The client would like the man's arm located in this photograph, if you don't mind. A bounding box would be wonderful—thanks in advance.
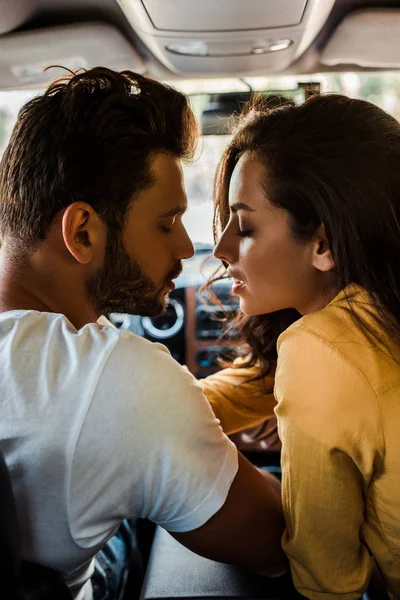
[171,452,287,577]
[74,334,286,577]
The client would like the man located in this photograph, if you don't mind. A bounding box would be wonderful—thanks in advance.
[0,67,285,599]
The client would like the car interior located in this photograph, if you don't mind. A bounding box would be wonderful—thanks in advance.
[0,1,397,598]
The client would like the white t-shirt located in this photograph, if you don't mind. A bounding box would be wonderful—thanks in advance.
[0,310,238,599]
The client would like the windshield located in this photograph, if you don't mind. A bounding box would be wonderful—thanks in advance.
[182,135,229,245]
[2,71,400,245]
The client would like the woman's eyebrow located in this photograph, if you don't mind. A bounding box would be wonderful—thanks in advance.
[230,202,256,213]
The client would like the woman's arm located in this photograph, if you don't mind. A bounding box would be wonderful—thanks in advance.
[200,359,277,434]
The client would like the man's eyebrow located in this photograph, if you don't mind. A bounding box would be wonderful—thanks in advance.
[159,205,187,218]
[230,202,256,213]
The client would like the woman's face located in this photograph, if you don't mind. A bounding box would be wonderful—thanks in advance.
[214,152,335,316]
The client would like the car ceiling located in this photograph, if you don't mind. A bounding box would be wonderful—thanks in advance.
[0,0,399,90]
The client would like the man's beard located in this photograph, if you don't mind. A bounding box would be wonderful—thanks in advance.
[86,232,182,317]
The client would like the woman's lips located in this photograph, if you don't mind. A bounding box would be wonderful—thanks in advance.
[227,269,247,294]
[232,279,246,294]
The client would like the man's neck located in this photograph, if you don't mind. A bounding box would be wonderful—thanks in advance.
[0,244,98,329]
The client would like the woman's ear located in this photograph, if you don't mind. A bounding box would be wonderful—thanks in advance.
[311,224,335,272]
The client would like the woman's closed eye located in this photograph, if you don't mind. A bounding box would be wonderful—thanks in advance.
[236,228,254,238]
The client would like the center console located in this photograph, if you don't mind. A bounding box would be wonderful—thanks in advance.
[108,251,239,377]
[139,527,303,600]
[133,280,238,377]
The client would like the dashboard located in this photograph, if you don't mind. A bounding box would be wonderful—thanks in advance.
[109,247,239,377]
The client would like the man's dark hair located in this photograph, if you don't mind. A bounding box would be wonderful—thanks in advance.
[0,67,198,249]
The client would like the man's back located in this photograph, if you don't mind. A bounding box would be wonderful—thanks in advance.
[0,310,239,598]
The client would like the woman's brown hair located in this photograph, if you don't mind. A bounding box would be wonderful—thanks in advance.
[211,93,400,376]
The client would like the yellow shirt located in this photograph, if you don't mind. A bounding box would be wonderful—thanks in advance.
[275,285,400,599]
[199,359,276,434]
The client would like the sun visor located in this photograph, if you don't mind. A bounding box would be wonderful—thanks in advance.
[0,21,145,90]
[0,0,36,35]
[321,9,400,68]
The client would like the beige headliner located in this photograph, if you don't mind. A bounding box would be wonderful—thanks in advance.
[322,8,400,69]
[0,21,145,90]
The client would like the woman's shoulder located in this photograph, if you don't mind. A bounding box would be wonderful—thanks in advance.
[283,285,364,342]
[278,285,400,395]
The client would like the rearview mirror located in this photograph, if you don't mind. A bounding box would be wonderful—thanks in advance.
[200,82,320,135]
[201,92,252,135]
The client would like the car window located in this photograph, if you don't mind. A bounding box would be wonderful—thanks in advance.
[0,90,40,157]
[182,135,230,245]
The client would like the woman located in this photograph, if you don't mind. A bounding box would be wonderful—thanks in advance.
[199,94,299,445]
[211,93,400,599]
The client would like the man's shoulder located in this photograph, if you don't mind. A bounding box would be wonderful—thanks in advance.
[0,308,175,385]
[66,317,178,390]
[101,327,197,398]
[0,308,165,353]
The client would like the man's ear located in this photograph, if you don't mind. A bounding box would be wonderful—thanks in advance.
[61,203,106,265]
[311,224,335,272]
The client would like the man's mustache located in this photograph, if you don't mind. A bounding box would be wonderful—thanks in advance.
[167,262,183,281]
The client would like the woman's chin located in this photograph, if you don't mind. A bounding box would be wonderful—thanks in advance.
[239,297,280,317]
[239,298,260,317]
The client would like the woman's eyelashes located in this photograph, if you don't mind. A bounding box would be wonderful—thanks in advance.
[236,225,254,238]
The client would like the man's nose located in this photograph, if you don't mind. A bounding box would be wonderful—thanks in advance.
[177,226,195,260]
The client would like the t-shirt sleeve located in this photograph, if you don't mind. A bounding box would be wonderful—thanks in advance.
[275,324,383,599]
[69,332,238,544]
[200,360,276,434]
